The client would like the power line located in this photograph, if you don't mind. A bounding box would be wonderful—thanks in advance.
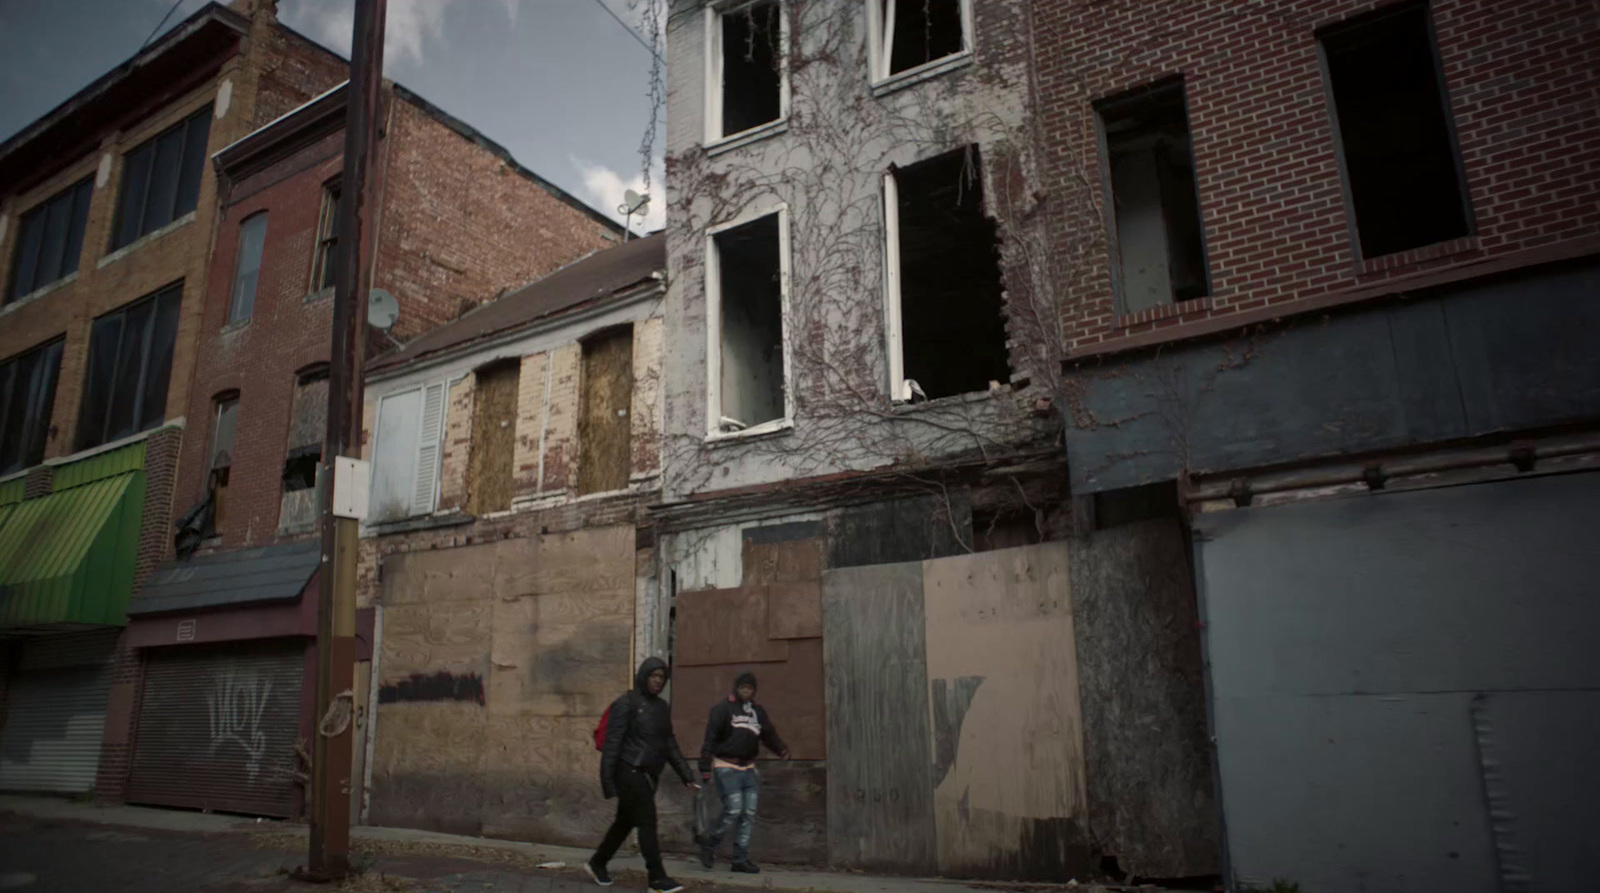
[591,0,665,65]
[141,0,189,52]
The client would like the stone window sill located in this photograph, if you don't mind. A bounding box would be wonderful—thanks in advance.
[98,212,197,269]
[1116,296,1213,330]
[871,52,975,99]
[0,272,79,316]
[1357,235,1481,277]
[707,119,789,157]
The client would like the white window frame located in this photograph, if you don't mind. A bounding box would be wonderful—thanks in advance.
[704,203,793,441]
[368,379,447,522]
[704,0,791,147]
[881,170,910,402]
[866,0,975,87]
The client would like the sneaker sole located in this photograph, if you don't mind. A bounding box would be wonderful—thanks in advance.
[584,864,613,887]
[651,885,685,893]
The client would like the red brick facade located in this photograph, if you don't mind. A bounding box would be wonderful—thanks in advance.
[1030,0,1600,355]
[172,89,618,550]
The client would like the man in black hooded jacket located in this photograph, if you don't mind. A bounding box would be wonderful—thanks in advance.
[696,671,789,873]
[587,657,697,893]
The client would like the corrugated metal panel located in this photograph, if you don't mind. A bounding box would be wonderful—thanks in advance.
[49,440,147,490]
[128,640,305,817]
[0,472,143,628]
[0,477,23,507]
[0,633,117,793]
[128,540,320,615]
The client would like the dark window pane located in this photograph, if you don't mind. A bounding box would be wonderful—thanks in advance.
[13,341,63,471]
[106,298,155,442]
[35,190,73,286]
[141,127,185,235]
[721,2,782,136]
[230,213,267,323]
[211,398,237,470]
[174,110,212,219]
[138,286,182,431]
[888,0,964,75]
[77,314,124,449]
[62,180,93,278]
[115,144,154,249]
[8,208,45,300]
[0,360,17,471]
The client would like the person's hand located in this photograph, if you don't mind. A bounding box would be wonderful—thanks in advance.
[686,781,701,790]
[701,772,712,784]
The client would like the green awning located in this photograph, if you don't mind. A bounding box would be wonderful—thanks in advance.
[0,471,145,628]
[0,476,23,507]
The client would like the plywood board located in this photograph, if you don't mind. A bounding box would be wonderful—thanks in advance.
[922,543,1091,879]
[383,544,499,605]
[488,589,633,717]
[766,582,823,640]
[379,600,492,682]
[742,534,823,586]
[670,638,826,761]
[822,562,936,873]
[577,325,634,495]
[675,587,789,666]
[368,701,488,836]
[481,714,611,846]
[494,526,635,597]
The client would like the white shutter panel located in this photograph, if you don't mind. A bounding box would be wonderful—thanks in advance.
[411,381,446,515]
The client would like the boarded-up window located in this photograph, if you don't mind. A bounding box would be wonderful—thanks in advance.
[577,326,634,495]
[279,367,327,532]
[467,359,520,514]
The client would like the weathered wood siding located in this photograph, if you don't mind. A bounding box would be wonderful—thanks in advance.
[822,561,937,873]
[370,526,634,845]
[922,544,1092,879]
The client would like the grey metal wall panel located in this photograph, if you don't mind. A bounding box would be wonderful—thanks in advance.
[1195,472,1600,893]
[0,663,112,793]
[821,561,936,873]
[1065,261,1600,493]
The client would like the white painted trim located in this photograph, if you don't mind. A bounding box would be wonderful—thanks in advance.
[704,0,790,146]
[866,0,974,87]
[704,203,794,439]
[881,170,907,401]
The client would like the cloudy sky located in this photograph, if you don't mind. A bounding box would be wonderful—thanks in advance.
[0,0,666,231]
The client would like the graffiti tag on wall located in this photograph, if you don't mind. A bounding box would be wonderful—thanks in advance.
[208,668,273,781]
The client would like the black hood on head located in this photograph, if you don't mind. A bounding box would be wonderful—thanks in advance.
[733,672,757,695]
[635,657,670,695]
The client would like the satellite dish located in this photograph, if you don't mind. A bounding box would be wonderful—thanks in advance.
[368,289,400,331]
[621,189,650,215]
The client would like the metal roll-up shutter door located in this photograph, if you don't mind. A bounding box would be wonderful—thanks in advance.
[0,630,119,793]
[127,640,305,817]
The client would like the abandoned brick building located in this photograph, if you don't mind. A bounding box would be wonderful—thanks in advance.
[356,233,665,841]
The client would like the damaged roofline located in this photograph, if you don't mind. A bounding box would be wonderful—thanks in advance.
[0,2,248,169]
[365,276,664,383]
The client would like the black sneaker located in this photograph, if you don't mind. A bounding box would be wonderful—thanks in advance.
[698,844,714,869]
[584,860,613,887]
[649,877,685,893]
[731,861,760,874]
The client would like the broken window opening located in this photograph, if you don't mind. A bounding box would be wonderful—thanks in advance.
[873,0,967,81]
[1321,2,1471,258]
[0,338,64,475]
[712,1,784,140]
[1099,80,1209,314]
[7,177,92,303]
[467,359,520,514]
[208,394,238,533]
[369,381,446,524]
[112,105,211,250]
[578,325,635,496]
[279,366,327,531]
[884,145,1009,402]
[312,183,341,292]
[710,212,788,434]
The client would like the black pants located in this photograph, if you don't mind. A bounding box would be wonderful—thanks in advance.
[594,766,665,879]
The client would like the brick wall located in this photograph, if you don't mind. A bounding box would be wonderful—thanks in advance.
[135,426,185,589]
[372,98,619,342]
[1031,0,1600,354]
[93,631,144,803]
[439,373,476,510]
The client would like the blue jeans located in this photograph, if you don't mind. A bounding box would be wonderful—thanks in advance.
[707,767,759,862]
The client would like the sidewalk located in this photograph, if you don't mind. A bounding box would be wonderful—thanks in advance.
[0,796,1129,893]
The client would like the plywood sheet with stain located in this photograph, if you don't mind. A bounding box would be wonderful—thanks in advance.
[494,526,635,597]
[383,544,499,605]
[822,561,936,873]
[742,532,823,586]
[675,587,790,666]
[766,582,823,640]
[670,638,826,761]
[658,761,828,866]
[488,588,634,717]
[467,360,520,515]
[379,600,492,682]
[480,714,610,846]
[368,701,488,836]
[923,543,1092,879]
[1069,520,1218,878]
[577,325,633,495]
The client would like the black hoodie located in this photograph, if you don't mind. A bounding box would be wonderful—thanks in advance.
[698,672,789,773]
[599,657,694,799]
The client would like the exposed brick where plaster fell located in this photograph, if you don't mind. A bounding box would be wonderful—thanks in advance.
[1031,0,1600,353]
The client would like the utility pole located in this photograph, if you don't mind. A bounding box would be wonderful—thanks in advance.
[310,0,385,878]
